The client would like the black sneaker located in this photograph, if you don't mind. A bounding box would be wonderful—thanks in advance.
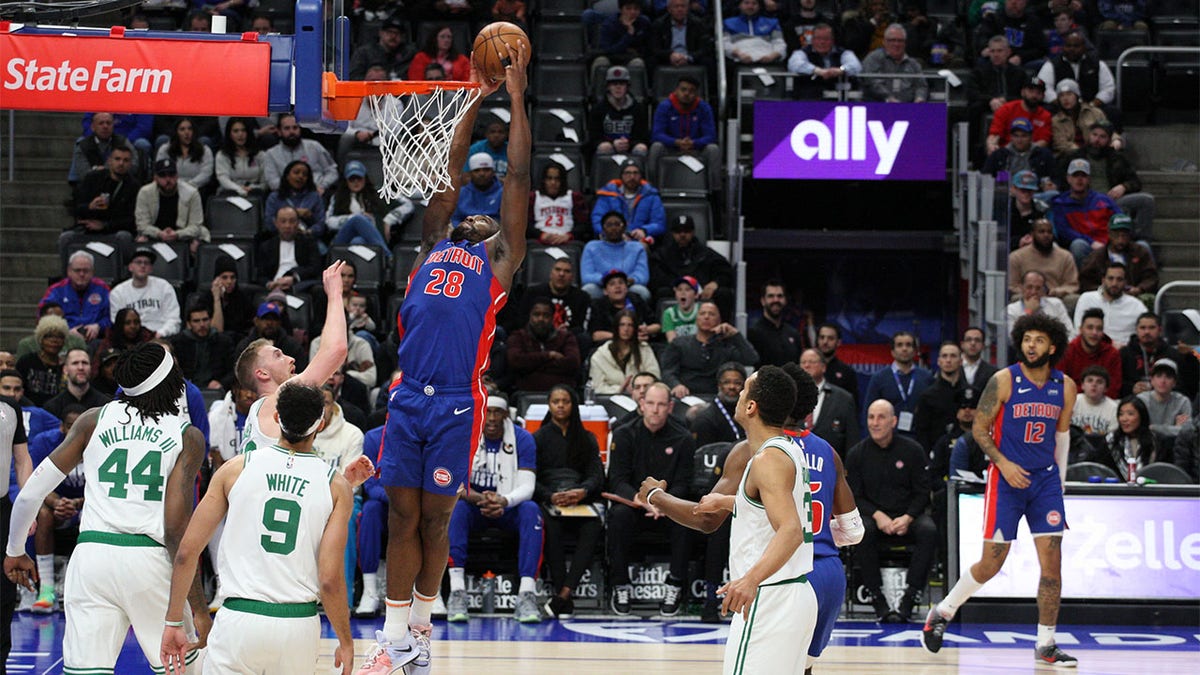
[611,584,632,616]
[1034,644,1078,667]
[922,608,949,653]
[700,597,721,623]
[660,584,683,617]
[870,591,892,622]
[897,588,923,622]
[543,595,574,620]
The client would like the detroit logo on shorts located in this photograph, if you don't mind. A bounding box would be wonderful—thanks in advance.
[432,467,453,487]
[1046,510,1062,527]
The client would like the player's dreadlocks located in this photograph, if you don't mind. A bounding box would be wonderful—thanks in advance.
[115,342,184,422]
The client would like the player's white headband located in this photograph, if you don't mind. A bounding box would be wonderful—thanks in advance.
[122,345,174,396]
[281,415,323,438]
[487,396,508,411]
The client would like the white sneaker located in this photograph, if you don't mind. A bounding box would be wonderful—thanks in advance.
[355,629,419,675]
[356,588,380,617]
[431,591,447,619]
[403,625,432,675]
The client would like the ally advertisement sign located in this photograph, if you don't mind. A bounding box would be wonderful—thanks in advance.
[753,101,946,181]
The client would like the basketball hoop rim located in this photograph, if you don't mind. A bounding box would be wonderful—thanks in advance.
[322,72,481,120]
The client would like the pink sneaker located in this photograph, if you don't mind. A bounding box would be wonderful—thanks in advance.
[356,630,419,674]
[403,625,432,675]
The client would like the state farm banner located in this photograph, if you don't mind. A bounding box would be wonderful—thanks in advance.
[2,32,270,116]
[753,101,946,181]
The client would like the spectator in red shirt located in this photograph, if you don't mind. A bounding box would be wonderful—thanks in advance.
[1059,307,1122,399]
[986,76,1051,155]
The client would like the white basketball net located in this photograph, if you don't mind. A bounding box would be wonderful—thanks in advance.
[368,85,482,201]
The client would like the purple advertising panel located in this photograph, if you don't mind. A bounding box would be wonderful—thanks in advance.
[753,101,946,181]
[958,493,1200,600]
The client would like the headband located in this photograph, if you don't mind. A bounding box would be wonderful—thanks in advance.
[122,346,173,396]
[280,415,323,439]
[487,396,508,411]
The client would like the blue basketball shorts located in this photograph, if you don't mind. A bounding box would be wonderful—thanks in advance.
[378,373,485,495]
[808,554,846,659]
[983,463,1066,542]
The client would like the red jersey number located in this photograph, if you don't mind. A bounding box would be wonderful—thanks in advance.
[809,481,824,534]
[423,269,465,298]
[1023,421,1047,444]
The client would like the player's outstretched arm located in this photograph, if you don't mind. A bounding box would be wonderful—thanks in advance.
[418,62,501,258]
[719,448,804,620]
[490,39,532,289]
[161,455,242,673]
[320,474,356,675]
[638,440,750,533]
[162,425,212,649]
[294,261,348,387]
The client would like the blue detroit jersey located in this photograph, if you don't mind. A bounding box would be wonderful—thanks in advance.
[396,239,507,386]
[786,429,838,559]
[995,364,1065,471]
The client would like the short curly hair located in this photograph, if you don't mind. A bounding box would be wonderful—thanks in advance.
[35,315,69,344]
[1010,313,1069,366]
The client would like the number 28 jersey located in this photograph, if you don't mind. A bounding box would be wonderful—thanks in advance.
[80,401,190,544]
[396,238,507,387]
[995,364,1065,471]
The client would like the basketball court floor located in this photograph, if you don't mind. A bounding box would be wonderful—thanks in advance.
[8,611,1197,673]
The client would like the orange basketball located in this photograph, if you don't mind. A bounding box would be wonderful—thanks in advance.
[472,22,530,82]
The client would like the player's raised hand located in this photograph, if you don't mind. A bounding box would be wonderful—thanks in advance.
[503,40,529,96]
[998,458,1031,489]
[468,56,502,98]
[343,455,375,488]
[322,260,346,298]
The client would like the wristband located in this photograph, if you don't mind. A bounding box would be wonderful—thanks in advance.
[164,619,185,627]
[646,487,664,506]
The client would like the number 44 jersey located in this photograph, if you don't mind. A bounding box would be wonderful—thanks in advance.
[81,401,192,544]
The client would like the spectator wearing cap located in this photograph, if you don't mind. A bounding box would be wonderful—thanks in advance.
[1078,214,1157,304]
[1050,158,1122,265]
[594,0,653,74]
[348,14,416,80]
[913,341,967,453]
[234,301,308,369]
[586,269,659,345]
[1008,218,1080,303]
[966,36,1025,128]
[1037,31,1115,112]
[255,205,323,291]
[1138,359,1192,439]
[651,0,716,71]
[722,0,787,64]
[202,253,255,340]
[506,298,583,393]
[1062,121,1153,240]
[973,0,1047,68]
[987,76,1051,154]
[647,75,721,191]
[324,161,393,253]
[1073,262,1146,348]
[453,153,503,225]
[464,120,509,180]
[581,212,652,301]
[107,246,181,338]
[134,157,209,252]
[587,66,650,158]
[861,25,928,103]
[39,251,112,343]
[661,275,700,342]
[982,119,1056,187]
[788,22,862,101]
[1007,270,1076,343]
[1050,79,1114,158]
[747,279,805,368]
[1000,171,1052,249]
[591,161,667,243]
[649,214,734,316]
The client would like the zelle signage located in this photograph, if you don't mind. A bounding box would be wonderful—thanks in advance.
[753,101,947,181]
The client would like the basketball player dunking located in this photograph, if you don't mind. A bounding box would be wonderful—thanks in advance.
[923,314,1078,667]
[5,343,210,674]
[358,42,531,675]
[641,363,862,675]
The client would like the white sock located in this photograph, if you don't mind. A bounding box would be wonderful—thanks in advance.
[362,573,378,597]
[410,589,435,627]
[36,555,54,591]
[518,577,536,595]
[383,598,411,643]
[937,568,984,619]
[448,567,466,592]
[1037,624,1056,648]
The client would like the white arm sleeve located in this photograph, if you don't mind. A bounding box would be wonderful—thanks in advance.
[830,508,864,547]
[1055,431,1070,487]
[5,459,67,557]
[502,469,536,508]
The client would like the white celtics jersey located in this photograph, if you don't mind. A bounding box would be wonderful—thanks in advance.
[218,445,335,604]
[729,435,814,585]
[238,397,277,455]
[79,401,191,545]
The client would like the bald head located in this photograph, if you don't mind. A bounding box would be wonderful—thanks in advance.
[866,399,897,445]
[799,348,825,383]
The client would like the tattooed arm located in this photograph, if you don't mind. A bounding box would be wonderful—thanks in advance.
[972,369,1031,489]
